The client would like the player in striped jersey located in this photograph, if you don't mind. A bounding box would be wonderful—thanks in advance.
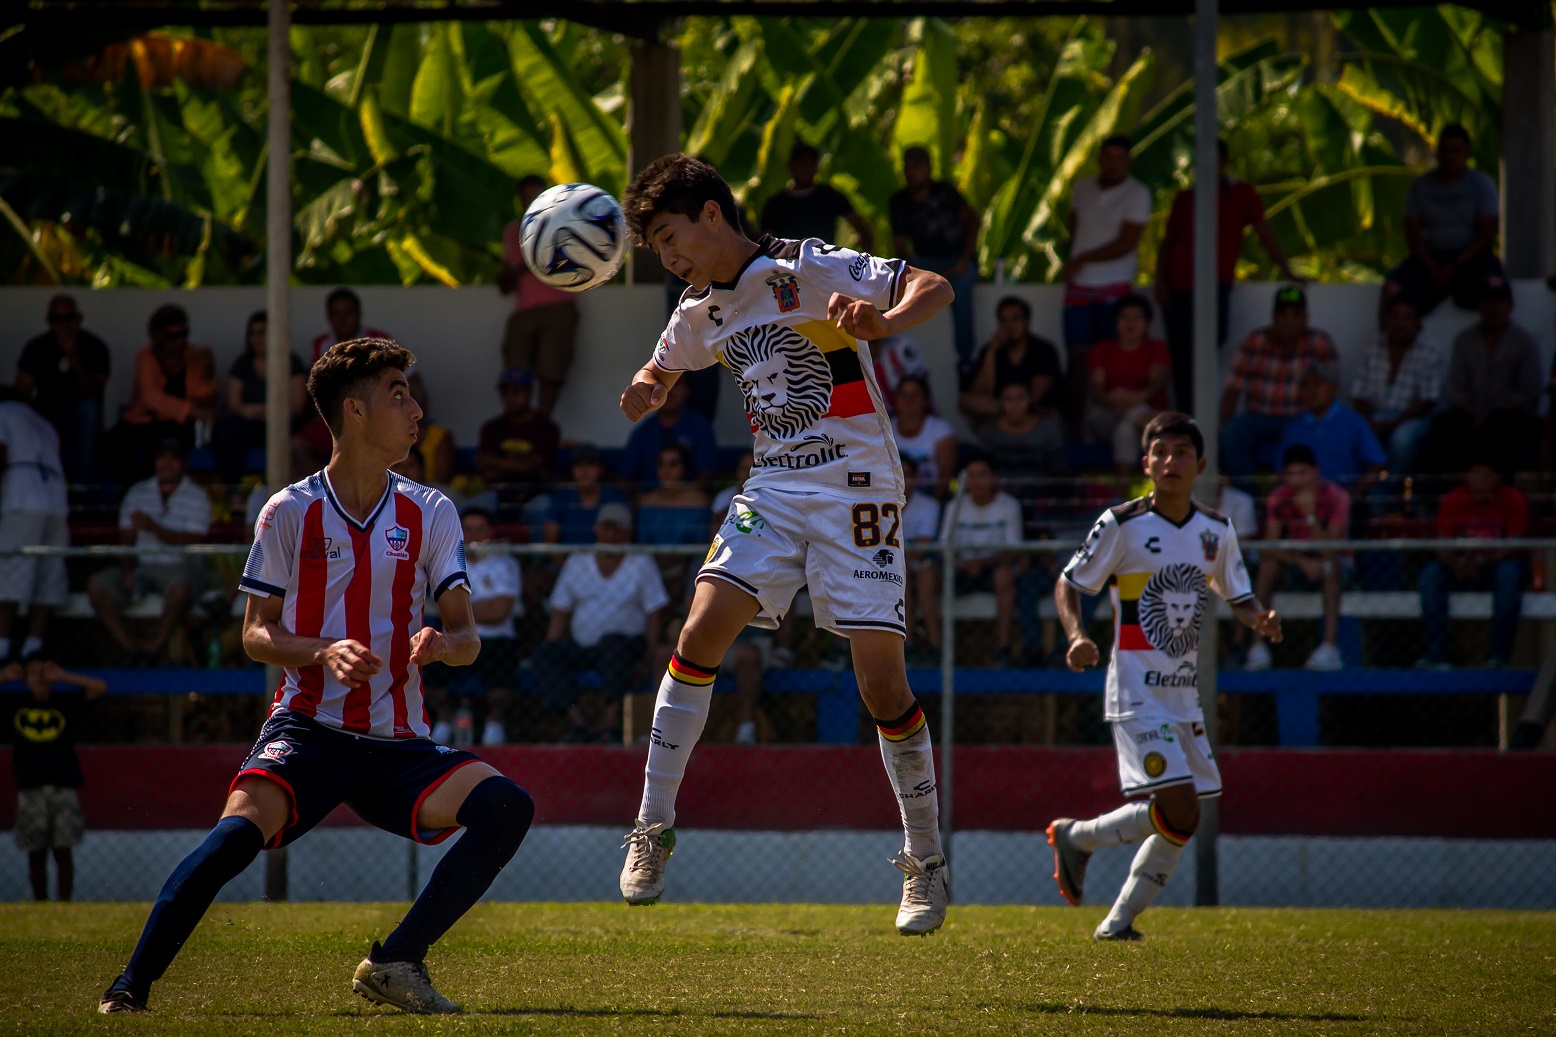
[1046,413,1281,940]
[616,155,956,935]
[101,339,534,1015]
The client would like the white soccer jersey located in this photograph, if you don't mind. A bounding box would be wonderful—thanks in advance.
[652,235,908,499]
[1061,496,1253,723]
[239,471,469,739]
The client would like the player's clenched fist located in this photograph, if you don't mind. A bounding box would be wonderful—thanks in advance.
[409,627,446,666]
[828,292,889,340]
[620,379,668,421]
[1066,636,1101,672]
[322,639,382,685]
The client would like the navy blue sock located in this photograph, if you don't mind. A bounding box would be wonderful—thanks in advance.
[118,816,264,1000]
[376,776,533,963]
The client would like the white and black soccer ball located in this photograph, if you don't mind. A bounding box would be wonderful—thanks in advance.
[519,183,627,292]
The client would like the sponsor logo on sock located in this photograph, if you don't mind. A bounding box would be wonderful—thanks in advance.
[649,726,680,750]
[898,778,938,801]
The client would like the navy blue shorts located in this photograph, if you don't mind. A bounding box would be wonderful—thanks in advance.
[232,710,483,849]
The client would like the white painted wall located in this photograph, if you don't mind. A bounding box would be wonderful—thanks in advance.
[1,281,1550,450]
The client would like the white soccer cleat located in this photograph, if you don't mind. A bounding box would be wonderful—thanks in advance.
[1244,642,1272,671]
[352,945,461,1014]
[620,820,676,905]
[1305,642,1343,671]
[892,850,949,936]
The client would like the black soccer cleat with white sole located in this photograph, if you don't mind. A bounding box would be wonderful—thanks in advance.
[1046,818,1091,906]
[1094,924,1144,942]
[98,979,149,1014]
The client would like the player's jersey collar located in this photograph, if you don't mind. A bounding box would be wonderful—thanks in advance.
[709,234,782,292]
[1148,496,1199,529]
[321,469,393,532]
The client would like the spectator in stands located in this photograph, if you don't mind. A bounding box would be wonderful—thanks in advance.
[1219,286,1338,481]
[537,503,669,743]
[1274,362,1386,496]
[475,367,560,520]
[977,381,1064,480]
[892,375,957,500]
[870,332,929,415]
[114,304,217,482]
[899,454,943,664]
[310,287,391,364]
[87,439,212,665]
[1383,125,1503,321]
[0,388,69,662]
[1417,457,1529,669]
[500,174,580,416]
[1247,445,1348,672]
[1061,135,1151,434]
[960,296,1063,433]
[914,455,1023,666]
[407,376,457,486]
[428,508,518,747]
[1426,274,1543,475]
[1156,139,1302,412]
[3,657,106,901]
[1085,293,1172,478]
[620,377,718,491]
[17,294,110,482]
[1350,297,1443,477]
[212,310,308,492]
[707,451,771,744]
[710,450,754,527]
[760,142,874,251]
[545,444,628,545]
[890,145,980,381]
[638,443,712,612]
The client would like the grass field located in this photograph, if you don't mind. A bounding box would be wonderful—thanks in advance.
[1,902,1551,1035]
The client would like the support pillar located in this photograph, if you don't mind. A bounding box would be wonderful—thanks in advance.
[1501,27,1555,279]
[627,39,681,285]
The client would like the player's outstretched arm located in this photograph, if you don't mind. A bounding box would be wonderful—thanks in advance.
[411,585,481,668]
[1232,598,1282,643]
[1055,578,1100,671]
[242,593,383,684]
[620,362,681,422]
[828,265,952,341]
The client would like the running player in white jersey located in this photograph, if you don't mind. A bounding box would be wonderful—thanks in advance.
[1047,412,1281,940]
[101,340,534,1015]
[616,154,955,935]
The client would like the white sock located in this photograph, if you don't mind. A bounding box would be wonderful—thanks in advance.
[1100,835,1185,933]
[21,636,42,658]
[636,654,715,829]
[876,702,942,859]
[1069,801,1154,853]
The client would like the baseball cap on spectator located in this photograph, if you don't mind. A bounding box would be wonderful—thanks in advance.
[498,367,533,388]
[1273,285,1306,312]
[596,502,633,532]
[1481,274,1513,302]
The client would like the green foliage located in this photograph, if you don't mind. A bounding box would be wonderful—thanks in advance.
[0,10,1516,286]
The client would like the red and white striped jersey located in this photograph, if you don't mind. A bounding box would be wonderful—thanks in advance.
[239,471,469,739]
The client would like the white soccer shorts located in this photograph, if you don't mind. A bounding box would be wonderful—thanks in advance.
[1112,712,1222,798]
[700,487,907,639]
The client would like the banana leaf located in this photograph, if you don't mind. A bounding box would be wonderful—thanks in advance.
[891,18,959,177]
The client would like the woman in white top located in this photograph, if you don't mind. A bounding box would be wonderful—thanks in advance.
[891,375,957,499]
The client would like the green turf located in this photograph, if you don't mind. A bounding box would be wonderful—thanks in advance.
[1,902,1551,1035]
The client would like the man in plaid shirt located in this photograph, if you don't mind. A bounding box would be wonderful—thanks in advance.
[1218,286,1338,481]
[1350,296,1443,476]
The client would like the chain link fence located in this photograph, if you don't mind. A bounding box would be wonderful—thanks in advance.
[2,475,1553,909]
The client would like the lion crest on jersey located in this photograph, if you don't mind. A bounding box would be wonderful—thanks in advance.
[1138,563,1207,658]
[724,324,832,440]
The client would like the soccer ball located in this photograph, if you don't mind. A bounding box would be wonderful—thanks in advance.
[519,183,627,292]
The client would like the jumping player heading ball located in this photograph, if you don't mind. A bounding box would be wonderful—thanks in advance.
[1048,412,1281,940]
[616,154,956,935]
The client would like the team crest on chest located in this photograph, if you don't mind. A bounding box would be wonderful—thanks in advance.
[1199,530,1220,562]
[384,523,411,559]
[766,271,801,313]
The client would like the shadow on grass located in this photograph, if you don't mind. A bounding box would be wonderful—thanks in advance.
[1016,1003,1369,1023]
[329,1006,821,1021]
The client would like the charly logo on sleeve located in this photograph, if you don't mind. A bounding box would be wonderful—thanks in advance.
[723,324,833,440]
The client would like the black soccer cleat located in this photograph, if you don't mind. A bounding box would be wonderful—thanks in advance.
[1046,819,1091,907]
[1094,924,1144,942]
[99,979,149,1014]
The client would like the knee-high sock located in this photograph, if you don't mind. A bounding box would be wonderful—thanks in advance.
[119,816,264,999]
[637,653,715,828]
[1068,801,1154,853]
[1100,834,1186,933]
[377,776,534,964]
[875,701,942,859]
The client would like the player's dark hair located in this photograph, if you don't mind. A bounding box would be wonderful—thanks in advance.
[1101,133,1132,153]
[1439,123,1471,147]
[325,287,360,313]
[657,441,694,474]
[307,337,416,438]
[621,154,740,245]
[1115,292,1154,324]
[1282,443,1319,469]
[996,295,1031,321]
[789,141,820,163]
[1141,411,1204,458]
[148,303,188,335]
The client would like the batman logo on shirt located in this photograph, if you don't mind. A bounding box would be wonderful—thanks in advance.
[15,708,65,743]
